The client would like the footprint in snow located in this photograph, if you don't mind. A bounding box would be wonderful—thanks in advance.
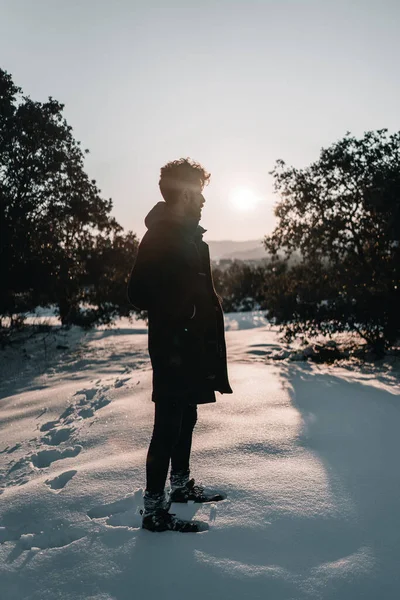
[40,385,112,430]
[40,420,59,432]
[87,489,144,528]
[77,406,95,419]
[93,395,111,410]
[40,386,111,426]
[42,426,74,446]
[45,469,77,491]
[74,387,97,402]
[77,394,111,419]
[31,445,82,469]
[8,456,29,474]
[59,404,76,422]
[114,377,131,388]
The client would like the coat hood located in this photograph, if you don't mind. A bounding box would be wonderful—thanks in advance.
[144,201,206,238]
[144,201,169,230]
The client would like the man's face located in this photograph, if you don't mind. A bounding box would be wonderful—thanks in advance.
[183,183,205,222]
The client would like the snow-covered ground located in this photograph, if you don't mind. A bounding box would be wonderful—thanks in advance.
[1,313,399,600]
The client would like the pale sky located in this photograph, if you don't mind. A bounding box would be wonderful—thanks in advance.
[1,0,399,240]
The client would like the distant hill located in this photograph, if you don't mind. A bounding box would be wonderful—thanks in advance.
[206,239,267,261]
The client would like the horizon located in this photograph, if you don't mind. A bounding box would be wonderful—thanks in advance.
[1,0,399,241]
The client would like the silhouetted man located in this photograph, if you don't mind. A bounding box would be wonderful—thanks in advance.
[128,158,232,532]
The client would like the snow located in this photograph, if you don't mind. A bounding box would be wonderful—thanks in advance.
[1,313,399,599]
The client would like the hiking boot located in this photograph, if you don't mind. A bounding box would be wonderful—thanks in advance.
[169,478,226,503]
[143,490,171,514]
[142,508,208,533]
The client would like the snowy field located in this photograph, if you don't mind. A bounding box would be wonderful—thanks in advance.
[1,312,399,600]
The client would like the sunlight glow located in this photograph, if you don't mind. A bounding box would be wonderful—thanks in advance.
[230,188,261,212]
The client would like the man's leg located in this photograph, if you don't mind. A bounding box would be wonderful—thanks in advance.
[145,401,183,504]
[170,403,197,490]
[169,402,226,504]
[143,400,209,532]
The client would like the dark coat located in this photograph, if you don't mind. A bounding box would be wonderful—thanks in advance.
[127,202,233,404]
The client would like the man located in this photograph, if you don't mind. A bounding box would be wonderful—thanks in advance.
[127,158,233,533]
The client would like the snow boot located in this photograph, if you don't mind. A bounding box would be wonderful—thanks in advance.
[169,478,226,504]
[141,490,208,533]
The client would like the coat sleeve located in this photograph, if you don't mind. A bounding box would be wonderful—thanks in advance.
[127,238,195,320]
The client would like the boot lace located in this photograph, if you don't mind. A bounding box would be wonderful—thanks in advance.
[187,478,204,495]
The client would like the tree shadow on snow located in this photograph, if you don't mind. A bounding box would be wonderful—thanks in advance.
[0,322,149,400]
[276,363,400,598]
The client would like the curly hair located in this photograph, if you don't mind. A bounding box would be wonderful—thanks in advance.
[159,158,211,204]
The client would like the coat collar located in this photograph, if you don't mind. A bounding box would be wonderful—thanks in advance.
[145,201,207,241]
[195,225,207,239]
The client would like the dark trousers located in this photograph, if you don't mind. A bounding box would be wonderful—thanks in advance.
[146,400,198,494]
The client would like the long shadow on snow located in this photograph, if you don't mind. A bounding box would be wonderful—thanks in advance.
[279,362,400,599]
[97,363,400,600]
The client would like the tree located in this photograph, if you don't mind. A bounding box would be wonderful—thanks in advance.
[0,68,138,325]
[264,130,400,352]
[79,230,139,327]
[212,260,268,312]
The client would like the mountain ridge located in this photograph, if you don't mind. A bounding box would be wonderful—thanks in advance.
[205,239,267,261]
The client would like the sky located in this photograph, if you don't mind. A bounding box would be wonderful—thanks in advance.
[1,0,399,241]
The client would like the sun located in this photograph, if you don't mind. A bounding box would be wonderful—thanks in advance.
[230,187,260,212]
